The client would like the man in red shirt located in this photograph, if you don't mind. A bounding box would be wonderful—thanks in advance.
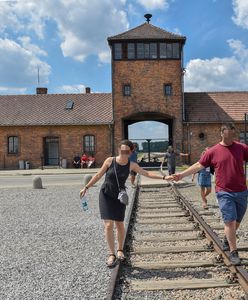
[171,123,248,265]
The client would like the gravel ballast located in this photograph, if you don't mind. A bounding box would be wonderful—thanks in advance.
[0,179,135,300]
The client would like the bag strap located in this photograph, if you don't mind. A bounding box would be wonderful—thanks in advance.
[113,157,121,192]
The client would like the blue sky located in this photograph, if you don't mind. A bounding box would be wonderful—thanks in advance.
[0,0,248,139]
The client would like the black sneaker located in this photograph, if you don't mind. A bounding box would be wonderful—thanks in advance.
[222,236,230,251]
[229,250,241,266]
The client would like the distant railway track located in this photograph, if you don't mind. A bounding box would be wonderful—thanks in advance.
[107,182,248,300]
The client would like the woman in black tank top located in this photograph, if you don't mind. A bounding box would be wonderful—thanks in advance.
[80,140,169,267]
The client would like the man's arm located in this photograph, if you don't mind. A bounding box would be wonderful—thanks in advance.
[172,162,204,181]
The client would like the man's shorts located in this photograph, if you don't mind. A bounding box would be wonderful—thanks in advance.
[216,190,248,223]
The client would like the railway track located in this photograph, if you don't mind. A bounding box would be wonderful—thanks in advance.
[107,181,248,300]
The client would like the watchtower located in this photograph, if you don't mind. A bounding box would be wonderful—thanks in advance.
[108,15,186,153]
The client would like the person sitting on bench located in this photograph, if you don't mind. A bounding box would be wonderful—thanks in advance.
[72,155,81,168]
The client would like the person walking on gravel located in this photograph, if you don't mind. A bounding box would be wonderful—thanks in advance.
[162,146,188,175]
[80,140,169,268]
[170,123,248,265]
[192,148,212,209]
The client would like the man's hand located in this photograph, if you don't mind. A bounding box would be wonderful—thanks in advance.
[172,173,183,181]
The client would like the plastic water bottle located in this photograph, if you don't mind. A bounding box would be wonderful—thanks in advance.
[81,196,89,211]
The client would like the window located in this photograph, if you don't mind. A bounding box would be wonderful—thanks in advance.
[114,43,122,59]
[127,43,135,59]
[159,42,180,59]
[159,43,167,58]
[150,43,157,59]
[83,135,95,153]
[137,43,144,59]
[164,84,172,96]
[8,136,19,154]
[65,100,74,109]
[123,84,131,96]
[137,43,157,59]
[172,43,180,58]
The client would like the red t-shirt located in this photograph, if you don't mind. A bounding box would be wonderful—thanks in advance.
[199,141,248,192]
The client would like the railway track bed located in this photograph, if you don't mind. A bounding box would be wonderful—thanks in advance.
[111,184,248,300]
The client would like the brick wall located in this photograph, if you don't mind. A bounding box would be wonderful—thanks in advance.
[112,59,184,152]
[0,125,112,169]
[183,122,245,163]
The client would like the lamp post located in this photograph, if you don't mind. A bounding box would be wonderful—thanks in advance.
[146,139,151,163]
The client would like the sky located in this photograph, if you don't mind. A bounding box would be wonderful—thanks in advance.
[0,0,248,140]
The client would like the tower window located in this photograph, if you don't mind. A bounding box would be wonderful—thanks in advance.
[123,84,131,96]
[137,43,144,59]
[8,136,19,154]
[114,43,122,59]
[164,84,172,96]
[137,43,157,59]
[160,43,180,59]
[127,43,135,59]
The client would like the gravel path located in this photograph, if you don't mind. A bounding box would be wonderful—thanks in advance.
[0,179,135,300]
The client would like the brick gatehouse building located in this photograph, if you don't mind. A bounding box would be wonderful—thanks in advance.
[0,19,248,169]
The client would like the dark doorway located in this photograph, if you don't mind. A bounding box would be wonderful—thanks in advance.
[44,137,59,165]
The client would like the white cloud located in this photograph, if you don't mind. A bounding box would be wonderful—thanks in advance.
[18,36,47,57]
[55,84,86,94]
[0,38,51,88]
[0,0,129,63]
[0,86,27,95]
[137,0,169,10]
[185,39,248,91]
[232,0,248,29]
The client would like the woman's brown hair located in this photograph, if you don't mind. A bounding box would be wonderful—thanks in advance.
[118,139,134,151]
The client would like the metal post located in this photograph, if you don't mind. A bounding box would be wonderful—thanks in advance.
[147,139,151,162]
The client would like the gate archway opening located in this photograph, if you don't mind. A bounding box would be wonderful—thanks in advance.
[123,112,173,167]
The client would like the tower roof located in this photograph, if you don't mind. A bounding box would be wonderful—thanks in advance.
[108,23,186,43]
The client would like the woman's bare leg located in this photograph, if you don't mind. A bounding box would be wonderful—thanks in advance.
[104,220,115,263]
[115,221,125,258]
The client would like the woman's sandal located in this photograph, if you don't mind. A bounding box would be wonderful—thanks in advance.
[106,254,117,268]
[117,249,126,262]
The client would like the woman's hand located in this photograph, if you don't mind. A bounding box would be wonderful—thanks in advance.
[79,187,87,198]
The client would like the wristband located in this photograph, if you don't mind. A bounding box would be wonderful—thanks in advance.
[162,176,165,180]
[85,186,89,190]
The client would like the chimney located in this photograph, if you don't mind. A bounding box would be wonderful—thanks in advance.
[85,87,91,94]
[36,87,48,94]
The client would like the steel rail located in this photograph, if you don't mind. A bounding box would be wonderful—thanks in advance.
[106,176,140,300]
[172,183,248,295]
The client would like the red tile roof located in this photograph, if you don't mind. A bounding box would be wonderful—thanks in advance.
[108,23,186,42]
[0,93,113,126]
[184,92,248,122]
